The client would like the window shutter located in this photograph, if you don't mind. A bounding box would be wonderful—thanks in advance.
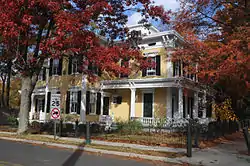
[77,91,81,114]
[97,68,102,77]
[42,98,45,112]
[35,98,38,112]
[65,91,70,114]
[178,61,181,77]
[120,59,128,78]
[142,57,147,77]
[173,62,176,77]
[46,92,51,113]
[58,58,63,75]
[49,59,53,76]
[68,57,72,75]
[96,92,101,115]
[77,56,83,73]
[86,91,90,115]
[156,55,161,76]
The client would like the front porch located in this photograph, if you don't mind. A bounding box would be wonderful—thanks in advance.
[101,77,212,125]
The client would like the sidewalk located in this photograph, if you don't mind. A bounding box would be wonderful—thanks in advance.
[178,136,250,166]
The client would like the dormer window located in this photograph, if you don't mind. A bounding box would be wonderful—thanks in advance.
[148,43,156,46]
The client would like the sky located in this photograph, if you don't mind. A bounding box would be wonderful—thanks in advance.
[127,0,180,25]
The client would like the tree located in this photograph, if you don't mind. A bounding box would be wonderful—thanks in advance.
[172,0,250,114]
[0,0,169,134]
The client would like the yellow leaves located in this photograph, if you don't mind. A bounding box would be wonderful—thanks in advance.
[212,98,238,121]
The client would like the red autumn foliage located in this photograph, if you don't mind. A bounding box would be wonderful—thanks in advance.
[0,0,170,78]
[172,0,250,100]
[0,0,170,133]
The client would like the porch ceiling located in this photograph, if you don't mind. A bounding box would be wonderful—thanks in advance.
[100,77,201,91]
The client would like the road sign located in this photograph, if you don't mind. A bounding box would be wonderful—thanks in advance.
[51,108,60,120]
[50,94,61,120]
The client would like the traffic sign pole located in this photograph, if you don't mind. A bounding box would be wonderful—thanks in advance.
[54,120,56,140]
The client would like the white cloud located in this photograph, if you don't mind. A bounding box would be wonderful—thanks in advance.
[127,12,142,25]
[127,0,179,25]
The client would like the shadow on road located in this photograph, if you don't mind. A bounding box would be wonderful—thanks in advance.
[62,142,85,166]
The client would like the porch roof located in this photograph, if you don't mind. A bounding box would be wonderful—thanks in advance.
[100,77,201,91]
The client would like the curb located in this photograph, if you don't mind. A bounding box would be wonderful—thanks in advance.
[0,136,182,164]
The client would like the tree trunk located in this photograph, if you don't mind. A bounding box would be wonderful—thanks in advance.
[6,60,12,108]
[17,76,34,134]
[1,77,6,108]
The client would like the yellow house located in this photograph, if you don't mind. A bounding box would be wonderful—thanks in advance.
[29,24,213,125]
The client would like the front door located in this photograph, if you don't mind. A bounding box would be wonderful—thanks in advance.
[143,93,153,117]
[103,97,110,115]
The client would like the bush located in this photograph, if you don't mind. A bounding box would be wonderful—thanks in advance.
[7,116,18,127]
[116,120,143,135]
[28,121,42,134]
[40,120,54,134]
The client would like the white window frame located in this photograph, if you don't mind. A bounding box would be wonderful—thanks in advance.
[89,92,97,115]
[38,69,44,81]
[71,57,79,74]
[36,97,45,112]
[52,59,59,75]
[146,56,156,76]
[70,91,78,114]
[173,61,180,77]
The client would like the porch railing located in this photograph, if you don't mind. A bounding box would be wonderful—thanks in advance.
[131,117,213,128]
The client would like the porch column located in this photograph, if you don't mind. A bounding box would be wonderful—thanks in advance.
[202,92,207,118]
[29,94,35,120]
[185,95,188,118]
[100,91,104,115]
[193,91,199,118]
[166,88,172,118]
[167,52,173,78]
[130,88,136,118]
[80,75,87,122]
[178,87,183,119]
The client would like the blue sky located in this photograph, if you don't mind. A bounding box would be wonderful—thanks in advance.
[127,0,179,25]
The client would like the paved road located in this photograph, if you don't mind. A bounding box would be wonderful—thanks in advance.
[0,139,161,166]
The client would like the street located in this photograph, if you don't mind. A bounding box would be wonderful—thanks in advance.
[0,139,159,166]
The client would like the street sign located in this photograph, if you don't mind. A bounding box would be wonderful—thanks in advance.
[50,94,61,120]
[51,108,60,120]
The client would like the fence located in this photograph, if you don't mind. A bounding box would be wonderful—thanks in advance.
[24,118,250,157]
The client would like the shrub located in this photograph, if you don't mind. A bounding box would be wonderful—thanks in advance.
[40,120,54,134]
[7,116,18,127]
[116,120,143,135]
[28,121,42,134]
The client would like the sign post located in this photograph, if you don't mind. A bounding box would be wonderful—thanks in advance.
[50,94,61,140]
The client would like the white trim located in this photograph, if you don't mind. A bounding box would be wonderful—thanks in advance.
[141,90,154,118]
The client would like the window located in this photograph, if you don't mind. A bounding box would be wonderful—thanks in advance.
[38,68,45,81]
[146,56,156,76]
[70,92,78,113]
[120,58,130,78]
[36,98,45,112]
[72,57,79,74]
[148,42,156,46]
[142,55,160,77]
[52,59,60,75]
[173,61,181,77]
[89,92,96,114]
[88,62,99,75]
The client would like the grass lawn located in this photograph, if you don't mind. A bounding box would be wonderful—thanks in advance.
[0,133,186,158]
[91,133,187,148]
